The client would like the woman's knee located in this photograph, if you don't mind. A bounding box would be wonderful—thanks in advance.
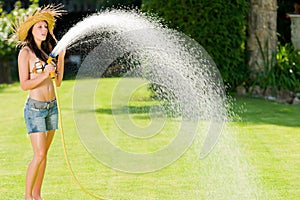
[34,150,47,163]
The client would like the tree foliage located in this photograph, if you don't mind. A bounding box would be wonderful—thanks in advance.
[0,0,39,83]
[142,0,249,89]
[0,0,39,58]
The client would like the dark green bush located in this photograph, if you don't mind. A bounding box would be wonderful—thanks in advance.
[142,0,249,89]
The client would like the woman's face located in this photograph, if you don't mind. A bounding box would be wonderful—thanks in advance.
[32,21,48,42]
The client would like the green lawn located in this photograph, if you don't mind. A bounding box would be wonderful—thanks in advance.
[0,79,299,199]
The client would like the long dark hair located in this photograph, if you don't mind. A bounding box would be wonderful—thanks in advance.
[26,21,57,62]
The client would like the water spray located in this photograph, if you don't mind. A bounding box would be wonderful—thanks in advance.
[45,9,232,199]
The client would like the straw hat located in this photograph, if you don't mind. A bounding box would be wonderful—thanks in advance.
[15,4,66,42]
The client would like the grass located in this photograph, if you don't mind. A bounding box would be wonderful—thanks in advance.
[0,78,300,199]
[233,97,300,199]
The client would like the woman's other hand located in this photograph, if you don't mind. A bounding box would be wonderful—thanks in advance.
[44,63,56,78]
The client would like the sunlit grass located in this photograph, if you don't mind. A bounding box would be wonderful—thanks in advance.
[0,79,299,199]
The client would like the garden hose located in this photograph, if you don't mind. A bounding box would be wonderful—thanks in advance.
[47,55,104,200]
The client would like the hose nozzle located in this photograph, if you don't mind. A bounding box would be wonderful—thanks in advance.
[47,52,56,79]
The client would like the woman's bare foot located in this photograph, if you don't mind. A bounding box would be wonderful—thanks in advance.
[25,196,34,200]
[32,195,43,200]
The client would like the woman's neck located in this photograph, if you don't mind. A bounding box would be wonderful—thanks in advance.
[34,39,42,49]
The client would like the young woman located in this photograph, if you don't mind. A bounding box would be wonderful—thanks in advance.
[15,5,66,200]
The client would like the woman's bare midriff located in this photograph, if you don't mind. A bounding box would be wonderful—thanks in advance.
[29,75,55,101]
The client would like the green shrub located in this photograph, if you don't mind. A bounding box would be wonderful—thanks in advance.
[276,43,300,92]
[250,36,277,91]
[252,37,300,93]
[142,0,249,89]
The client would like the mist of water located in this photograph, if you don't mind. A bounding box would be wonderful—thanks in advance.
[55,9,263,199]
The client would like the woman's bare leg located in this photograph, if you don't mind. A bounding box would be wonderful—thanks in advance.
[25,132,47,200]
[32,130,55,200]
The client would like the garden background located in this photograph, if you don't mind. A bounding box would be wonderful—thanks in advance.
[0,0,300,199]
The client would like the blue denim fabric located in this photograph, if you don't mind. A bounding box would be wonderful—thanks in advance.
[24,98,58,134]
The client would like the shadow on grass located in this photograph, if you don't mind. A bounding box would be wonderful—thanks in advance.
[95,105,152,115]
[234,97,300,127]
[80,97,300,127]
[95,105,176,119]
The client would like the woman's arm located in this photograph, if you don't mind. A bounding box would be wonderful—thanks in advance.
[18,47,50,91]
[55,49,66,87]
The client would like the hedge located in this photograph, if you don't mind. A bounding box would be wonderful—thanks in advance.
[142,0,249,89]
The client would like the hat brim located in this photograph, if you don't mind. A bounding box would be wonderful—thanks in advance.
[17,12,55,41]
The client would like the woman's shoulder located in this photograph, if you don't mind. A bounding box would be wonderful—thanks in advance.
[20,46,31,53]
[19,46,33,58]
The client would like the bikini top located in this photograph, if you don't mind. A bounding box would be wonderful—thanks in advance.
[31,58,46,74]
[30,58,57,74]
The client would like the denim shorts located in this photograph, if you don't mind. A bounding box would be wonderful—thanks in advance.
[24,97,58,134]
